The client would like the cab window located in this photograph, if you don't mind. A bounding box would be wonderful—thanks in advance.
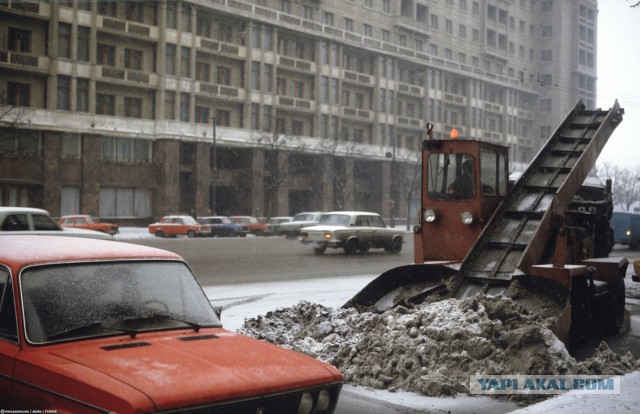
[427,153,475,200]
[0,270,18,342]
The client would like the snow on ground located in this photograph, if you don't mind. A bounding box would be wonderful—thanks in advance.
[118,228,640,413]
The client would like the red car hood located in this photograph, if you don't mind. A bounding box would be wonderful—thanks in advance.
[34,328,341,411]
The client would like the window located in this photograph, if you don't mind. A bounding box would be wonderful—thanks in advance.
[381,29,390,42]
[382,0,390,13]
[217,67,231,85]
[216,110,230,127]
[251,62,260,90]
[62,134,81,159]
[77,27,90,62]
[195,106,209,123]
[197,15,212,38]
[98,0,117,17]
[165,91,175,119]
[58,23,71,58]
[303,6,313,19]
[124,97,142,118]
[324,12,334,26]
[181,4,191,32]
[7,82,30,106]
[97,44,116,66]
[264,64,273,92]
[345,18,353,32]
[77,79,89,112]
[166,2,176,29]
[96,94,115,115]
[101,137,152,163]
[363,23,371,37]
[125,49,143,70]
[281,0,290,13]
[165,44,176,75]
[100,187,151,217]
[430,15,438,30]
[61,186,80,216]
[291,120,303,135]
[125,1,143,22]
[181,47,191,77]
[541,49,553,62]
[57,76,71,111]
[8,27,31,52]
[180,93,189,121]
[196,62,210,82]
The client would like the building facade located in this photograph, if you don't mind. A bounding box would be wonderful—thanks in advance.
[0,0,598,224]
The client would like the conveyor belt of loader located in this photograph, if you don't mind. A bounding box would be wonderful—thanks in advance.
[458,100,624,288]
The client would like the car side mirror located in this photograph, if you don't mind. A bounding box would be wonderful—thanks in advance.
[213,306,223,320]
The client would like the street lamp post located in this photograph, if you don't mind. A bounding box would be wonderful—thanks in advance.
[211,115,217,214]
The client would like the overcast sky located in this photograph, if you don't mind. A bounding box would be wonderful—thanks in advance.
[596,0,640,169]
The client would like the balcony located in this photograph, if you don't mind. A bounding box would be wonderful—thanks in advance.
[444,93,467,106]
[0,50,50,71]
[97,16,159,40]
[397,116,423,130]
[278,55,315,73]
[198,83,246,101]
[99,66,158,87]
[397,82,424,97]
[342,107,372,121]
[276,96,315,112]
[342,70,373,86]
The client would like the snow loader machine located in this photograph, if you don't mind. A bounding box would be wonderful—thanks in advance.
[345,100,628,350]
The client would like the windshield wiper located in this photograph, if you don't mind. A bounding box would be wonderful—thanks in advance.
[47,322,130,341]
[117,314,208,332]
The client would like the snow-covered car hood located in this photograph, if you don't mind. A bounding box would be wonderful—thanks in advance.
[33,328,341,411]
[0,227,112,240]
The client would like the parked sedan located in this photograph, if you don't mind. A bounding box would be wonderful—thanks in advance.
[0,235,343,412]
[198,216,248,237]
[148,215,211,238]
[299,211,404,255]
[59,214,119,235]
[0,207,112,240]
[265,216,293,236]
[230,215,268,236]
[279,211,324,239]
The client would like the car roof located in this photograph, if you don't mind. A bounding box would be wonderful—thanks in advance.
[323,211,379,216]
[0,207,50,216]
[0,235,181,269]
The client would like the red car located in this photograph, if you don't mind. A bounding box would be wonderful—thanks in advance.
[0,235,343,412]
[230,215,268,236]
[58,214,119,235]
[148,214,211,238]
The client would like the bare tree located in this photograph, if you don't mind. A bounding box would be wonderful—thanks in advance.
[256,130,306,217]
[597,162,640,211]
[317,136,363,210]
[0,101,33,152]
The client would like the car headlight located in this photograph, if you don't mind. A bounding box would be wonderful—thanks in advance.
[316,389,331,411]
[460,210,474,225]
[423,208,438,223]
[298,392,314,414]
[324,232,332,239]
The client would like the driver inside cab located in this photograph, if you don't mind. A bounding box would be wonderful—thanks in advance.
[447,159,474,199]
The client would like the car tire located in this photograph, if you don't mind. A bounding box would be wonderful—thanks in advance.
[313,244,327,255]
[388,237,403,254]
[344,239,358,255]
[155,230,165,238]
[187,229,196,238]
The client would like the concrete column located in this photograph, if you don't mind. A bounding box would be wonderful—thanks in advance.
[42,133,62,216]
[276,151,289,216]
[195,141,211,216]
[153,140,181,217]
[322,155,333,211]
[344,157,354,210]
[81,135,101,214]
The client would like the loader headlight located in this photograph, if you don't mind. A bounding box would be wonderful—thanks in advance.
[424,208,438,223]
[460,210,474,225]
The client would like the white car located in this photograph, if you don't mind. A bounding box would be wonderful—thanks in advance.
[279,211,324,238]
[299,211,404,255]
[0,207,113,240]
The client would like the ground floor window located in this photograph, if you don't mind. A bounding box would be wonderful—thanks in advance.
[99,187,151,217]
[60,186,80,215]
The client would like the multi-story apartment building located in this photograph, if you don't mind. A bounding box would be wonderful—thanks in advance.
[0,0,598,224]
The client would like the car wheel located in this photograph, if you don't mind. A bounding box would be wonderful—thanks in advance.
[344,239,358,255]
[388,237,403,254]
[155,230,165,238]
[187,229,196,238]
[313,244,327,255]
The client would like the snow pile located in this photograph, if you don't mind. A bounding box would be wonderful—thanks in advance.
[240,294,637,398]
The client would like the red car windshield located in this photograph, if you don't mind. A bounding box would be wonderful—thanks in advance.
[21,261,221,344]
